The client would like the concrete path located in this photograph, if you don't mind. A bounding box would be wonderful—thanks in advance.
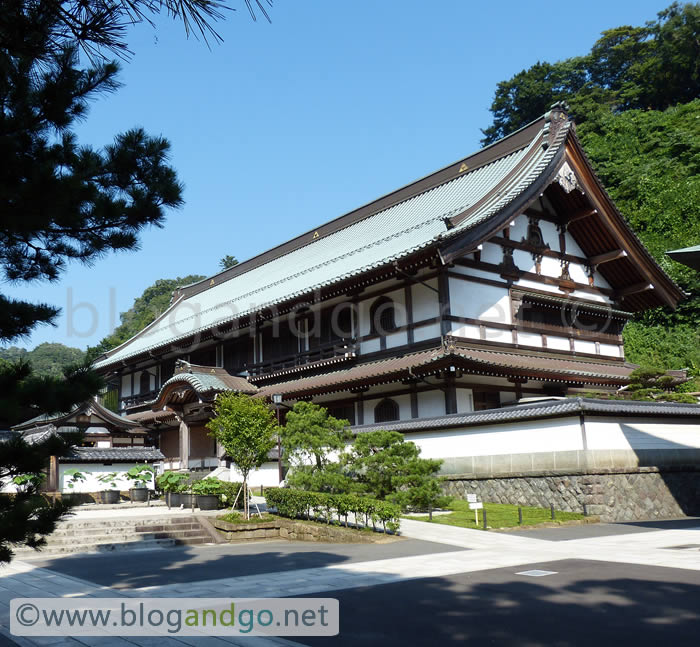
[2,516,700,646]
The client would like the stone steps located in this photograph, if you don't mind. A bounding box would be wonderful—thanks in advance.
[12,515,217,560]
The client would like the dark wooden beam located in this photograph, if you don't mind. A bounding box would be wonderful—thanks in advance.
[615,282,654,298]
[589,249,627,266]
[566,207,598,224]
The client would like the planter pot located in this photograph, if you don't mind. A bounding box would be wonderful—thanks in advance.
[196,494,219,511]
[99,490,120,504]
[181,493,196,508]
[129,487,148,502]
[165,492,182,508]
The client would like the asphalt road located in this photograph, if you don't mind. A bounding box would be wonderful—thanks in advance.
[28,538,456,590]
[504,517,700,541]
[295,558,700,647]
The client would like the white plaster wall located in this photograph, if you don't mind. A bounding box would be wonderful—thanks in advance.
[408,417,583,459]
[456,388,473,413]
[547,335,570,351]
[483,327,511,344]
[230,462,280,487]
[599,343,621,358]
[449,280,511,326]
[509,215,528,240]
[121,374,132,398]
[386,330,408,349]
[574,339,597,354]
[413,322,441,342]
[517,331,543,348]
[411,278,439,322]
[361,338,381,354]
[539,255,562,279]
[419,390,446,417]
[513,249,537,274]
[452,323,481,340]
[59,463,155,493]
[539,220,560,250]
[480,242,503,265]
[585,418,700,451]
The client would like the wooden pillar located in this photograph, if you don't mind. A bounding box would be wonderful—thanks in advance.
[438,267,451,337]
[404,285,414,346]
[179,419,190,469]
[444,372,457,414]
[48,455,59,491]
[410,383,419,419]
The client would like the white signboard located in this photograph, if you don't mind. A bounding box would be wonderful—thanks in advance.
[466,493,478,503]
[469,502,483,510]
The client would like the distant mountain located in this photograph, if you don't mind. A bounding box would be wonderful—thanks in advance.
[0,343,85,377]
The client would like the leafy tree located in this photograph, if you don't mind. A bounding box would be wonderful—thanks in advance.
[344,430,447,510]
[206,393,277,519]
[481,2,700,143]
[219,255,239,270]
[88,274,204,359]
[280,402,354,493]
[0,0,251,562]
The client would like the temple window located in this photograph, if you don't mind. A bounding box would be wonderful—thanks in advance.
[374,398,399,423]
[370,297,397,336]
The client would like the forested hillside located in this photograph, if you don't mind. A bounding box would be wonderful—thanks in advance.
[481,2,700,376]
[0,343,84,378]
[87,274,205,360]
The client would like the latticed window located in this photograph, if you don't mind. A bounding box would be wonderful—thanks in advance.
[370,297,397,335]
[374,398,399,423]
[139,370,151,394]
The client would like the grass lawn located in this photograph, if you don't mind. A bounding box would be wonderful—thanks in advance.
[405,500,585,530]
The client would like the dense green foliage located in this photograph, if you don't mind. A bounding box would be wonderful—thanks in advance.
[481,3,700,144]
[281,401,353,493]
[482,2,700,373]
[0,343,85,377]
[88,274,204,359]
[264,488,402,533]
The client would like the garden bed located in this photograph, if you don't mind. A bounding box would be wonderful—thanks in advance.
[213,515,399,544]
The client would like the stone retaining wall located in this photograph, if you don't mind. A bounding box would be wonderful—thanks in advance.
[212,518,392,543]
[442,467,700,522]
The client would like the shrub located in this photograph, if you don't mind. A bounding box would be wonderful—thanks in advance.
[155,471,189,494]
[265,488,401,534]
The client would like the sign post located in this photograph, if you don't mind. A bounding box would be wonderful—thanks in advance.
[467,494,483,525]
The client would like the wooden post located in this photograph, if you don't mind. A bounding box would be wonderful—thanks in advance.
[179,420,190,470]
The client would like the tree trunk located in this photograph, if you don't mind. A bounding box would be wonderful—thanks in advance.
[243,480,248,520]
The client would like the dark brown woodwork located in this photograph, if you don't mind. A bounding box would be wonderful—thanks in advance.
[438,267,451,337]
[589,249,627,266]
[566,207,597,225]
[615,282,654,298]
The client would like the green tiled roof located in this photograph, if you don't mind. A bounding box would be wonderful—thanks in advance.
[95,112,569,369]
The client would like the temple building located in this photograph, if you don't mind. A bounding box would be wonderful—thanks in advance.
[89,105,700,517]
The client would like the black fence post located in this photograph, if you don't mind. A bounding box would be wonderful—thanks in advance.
[518,507,523,525]
[550,503,555,520]
[583,503,588,517]
[483,508,488,530]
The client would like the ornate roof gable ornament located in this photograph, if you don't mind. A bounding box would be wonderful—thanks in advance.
[541,101,570,150]
[555,160,580,194]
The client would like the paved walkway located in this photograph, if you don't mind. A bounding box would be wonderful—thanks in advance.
[2,515,700,646]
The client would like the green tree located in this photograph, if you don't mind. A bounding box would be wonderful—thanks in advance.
[0,0,247,562]
[219,255,239,270]
[481,2,700,143]
[344,430,447,510]
[280,402,354,493]
[206,393,277,519]
[0,343,85,378]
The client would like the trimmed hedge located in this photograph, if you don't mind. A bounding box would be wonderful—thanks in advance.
[265,488,401,534]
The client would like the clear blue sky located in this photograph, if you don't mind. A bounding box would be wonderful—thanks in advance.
[5,0,673,351]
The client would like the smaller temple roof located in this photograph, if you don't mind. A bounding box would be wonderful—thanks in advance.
[351,397,700,434]
[12,399,139,432]
[667,244,700,271]
[63,446,164,463]
[150,360,257,410]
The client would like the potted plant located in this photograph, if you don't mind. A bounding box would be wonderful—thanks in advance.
[96,472,120,504]
[126,465,155,502]
[63,468,87,504]
[191,478,223,510]
[156,471,188,508]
